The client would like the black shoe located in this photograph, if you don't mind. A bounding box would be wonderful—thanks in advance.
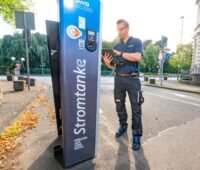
[132,135,141,151]
[115,123,128,137]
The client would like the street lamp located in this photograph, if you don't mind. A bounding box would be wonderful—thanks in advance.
[177,16,184,80]
[180,16,184,44]
[21,57,25,62]
[11,56,16,61]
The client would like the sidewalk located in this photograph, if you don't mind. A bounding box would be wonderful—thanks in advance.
[0,77,48,132]
[143,79,200,94]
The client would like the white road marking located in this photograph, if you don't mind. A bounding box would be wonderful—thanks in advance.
[163,92,200,102]
[146,92,200,107]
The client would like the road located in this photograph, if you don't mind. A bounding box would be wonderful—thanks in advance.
[100,76,200,170]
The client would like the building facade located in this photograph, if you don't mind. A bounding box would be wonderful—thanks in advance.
[191,0,200,84]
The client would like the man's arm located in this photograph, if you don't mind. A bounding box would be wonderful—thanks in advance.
[113,50,142,62]
[122,52,142,62]
[113,38,143,62]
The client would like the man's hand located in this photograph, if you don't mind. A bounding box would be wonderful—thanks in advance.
[102,52,113,65]
[102,52,114,69]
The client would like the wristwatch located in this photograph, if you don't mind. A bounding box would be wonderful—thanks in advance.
[120,51,123,57]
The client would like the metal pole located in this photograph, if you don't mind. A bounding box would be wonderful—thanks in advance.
[159,50,163,86]
[180,16,184,44]
[24,13,30,90]
[178,16,184,80]
[41,55,44,75]
[160,60,163,86]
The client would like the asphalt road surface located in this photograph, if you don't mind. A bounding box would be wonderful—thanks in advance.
[100,76,200,170]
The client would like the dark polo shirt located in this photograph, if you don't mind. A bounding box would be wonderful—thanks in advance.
[113,36,143,74]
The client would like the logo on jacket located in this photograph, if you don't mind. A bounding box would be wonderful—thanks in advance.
[128,44,134,48]
[66,25,82,39]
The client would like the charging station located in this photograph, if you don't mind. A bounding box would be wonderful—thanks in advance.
[46,0,102,168]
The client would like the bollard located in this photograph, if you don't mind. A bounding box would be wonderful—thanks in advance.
[149,78,156,84]
[7,75,13,81]
[13,80,25,91]
[30,78,35,86]
[144,76,148,81]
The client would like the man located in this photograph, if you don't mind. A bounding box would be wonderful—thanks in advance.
[102,19,143,151]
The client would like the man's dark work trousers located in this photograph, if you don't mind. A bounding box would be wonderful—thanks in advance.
[114,76,142,136]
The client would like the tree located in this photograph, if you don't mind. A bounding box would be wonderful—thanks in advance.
[165,54,179,73]
[163,43,193,73]
[102,40,113,48]
[0,0,32,24]
[0,35,14,66]
[143,40,152,50]
[29,33,50,68]
[176,43,193,70]
[141,43,159,73]
[0,32,49,71]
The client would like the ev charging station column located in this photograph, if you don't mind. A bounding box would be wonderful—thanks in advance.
[59,0,102,167]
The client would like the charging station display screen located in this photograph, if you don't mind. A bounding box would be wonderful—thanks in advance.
[86,29,97,52]
[88,31,95,39]
[59,0,101,168]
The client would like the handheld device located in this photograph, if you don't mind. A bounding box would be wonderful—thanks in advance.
[102,48,119,65]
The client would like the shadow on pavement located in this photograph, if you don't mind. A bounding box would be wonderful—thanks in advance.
[115,134,130,170]
[28,138,96,170]
[133,146,150,170]
[114,134,150,170]
[3,90,17,94]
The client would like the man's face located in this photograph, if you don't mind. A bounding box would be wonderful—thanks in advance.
[117,23,129,40]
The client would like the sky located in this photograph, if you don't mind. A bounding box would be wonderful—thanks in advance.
[0,0,197,51]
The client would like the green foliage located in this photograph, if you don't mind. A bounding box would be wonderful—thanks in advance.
[141,43,159,72]
[175,43,192,70]
[165,43,193,73]
[102,40,113,48]
[0,0,32,24]
[102,37,119,48]
[0,32,50,74]
[29,33,50,68]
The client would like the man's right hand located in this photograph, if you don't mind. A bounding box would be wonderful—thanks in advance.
[102,52,113,66]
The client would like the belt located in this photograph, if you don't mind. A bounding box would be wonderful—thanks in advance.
[116,72,138,77]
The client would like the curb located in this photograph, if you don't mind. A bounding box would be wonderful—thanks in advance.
[143,84,200,95]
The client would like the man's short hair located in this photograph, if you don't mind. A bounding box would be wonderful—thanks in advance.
[116,19,129,28]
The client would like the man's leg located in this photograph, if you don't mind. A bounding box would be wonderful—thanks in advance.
[127,78,142,150]
[114,76,128,137]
